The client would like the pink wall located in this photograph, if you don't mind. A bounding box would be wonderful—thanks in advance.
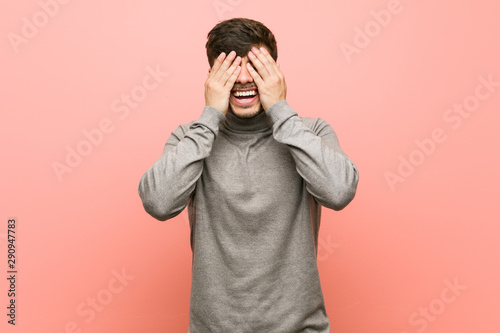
[2,0,499,332]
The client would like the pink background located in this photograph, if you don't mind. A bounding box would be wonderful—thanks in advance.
[1,0,499,332]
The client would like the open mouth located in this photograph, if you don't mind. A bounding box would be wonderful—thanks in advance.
[231,88,259,105]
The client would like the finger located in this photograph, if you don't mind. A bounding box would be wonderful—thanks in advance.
[246,62,264,87]
[248,50,271,79]
[214,51,237,82]
[220,56,241,85]
[251,47,278,77]
[208,52,226,80]
[259,47,281,77]
[225,65,241,89]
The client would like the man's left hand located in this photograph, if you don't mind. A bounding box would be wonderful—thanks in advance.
[247,46,287,111]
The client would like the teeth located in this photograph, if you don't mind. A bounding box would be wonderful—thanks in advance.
[233,90,257,97]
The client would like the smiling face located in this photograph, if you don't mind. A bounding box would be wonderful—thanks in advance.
[205,19,278,118]
[227,50,263,119]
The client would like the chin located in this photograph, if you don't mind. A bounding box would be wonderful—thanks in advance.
[229,102,263,119]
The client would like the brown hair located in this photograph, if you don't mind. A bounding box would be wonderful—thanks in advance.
[205,18,278,68]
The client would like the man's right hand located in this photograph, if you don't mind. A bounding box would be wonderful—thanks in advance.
[205,51,241,115]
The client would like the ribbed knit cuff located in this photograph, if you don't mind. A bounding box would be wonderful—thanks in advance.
[265,100,298,125]
[192,106,226,135]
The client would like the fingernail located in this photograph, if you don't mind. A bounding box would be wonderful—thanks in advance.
[252,46,258,52]
[260,47,266,52]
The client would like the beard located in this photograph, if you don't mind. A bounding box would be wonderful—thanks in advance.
[228,102,264,119]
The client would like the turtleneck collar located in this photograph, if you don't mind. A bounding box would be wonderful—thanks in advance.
[223,108,273,133]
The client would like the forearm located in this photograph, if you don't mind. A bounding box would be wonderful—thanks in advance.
[266,101,359,210]
[138,106,225,220]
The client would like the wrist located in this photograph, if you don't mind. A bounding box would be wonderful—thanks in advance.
[265,100,295,124]
[205,103,226,115]
[264,99,286,111]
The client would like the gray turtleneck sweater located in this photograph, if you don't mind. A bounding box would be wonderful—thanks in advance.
[138,100,359,333]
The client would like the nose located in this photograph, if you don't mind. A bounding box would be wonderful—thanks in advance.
[236,57,254,84]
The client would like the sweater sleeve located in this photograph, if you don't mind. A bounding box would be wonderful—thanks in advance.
[265,100,359,211]
[138,106,226,221]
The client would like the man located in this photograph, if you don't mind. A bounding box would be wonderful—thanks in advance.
[138,18,359,333]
